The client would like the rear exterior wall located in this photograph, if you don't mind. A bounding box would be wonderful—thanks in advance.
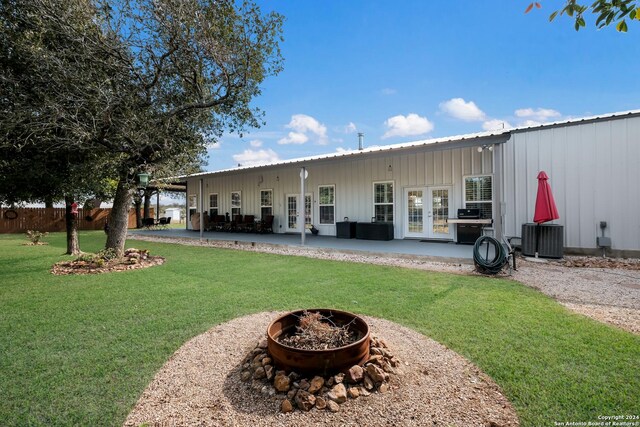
[501,115,640,253]
[186,144,495,239]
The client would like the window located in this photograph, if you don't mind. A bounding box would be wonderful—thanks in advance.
[464,175,492,219]
[188,194,197,218]
[208,193,218,218]
[373,181,394,222]
[260,189,273,218]
[318,185,335,225]
[231,191,241,217]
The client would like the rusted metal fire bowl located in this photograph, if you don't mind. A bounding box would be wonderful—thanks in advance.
[267,309,370,376]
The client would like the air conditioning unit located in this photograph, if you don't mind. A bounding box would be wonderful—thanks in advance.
[521,223,564,259]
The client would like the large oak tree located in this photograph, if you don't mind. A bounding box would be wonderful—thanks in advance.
[1,0,284,256]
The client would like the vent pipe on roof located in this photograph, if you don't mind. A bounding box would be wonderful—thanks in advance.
[358,133,364,150]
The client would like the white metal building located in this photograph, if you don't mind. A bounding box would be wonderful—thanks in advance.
[183,110,640,257]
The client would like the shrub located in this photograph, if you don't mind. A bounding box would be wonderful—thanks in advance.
[25,230,48,245]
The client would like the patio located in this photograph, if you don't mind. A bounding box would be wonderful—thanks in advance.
[128,228,475,261]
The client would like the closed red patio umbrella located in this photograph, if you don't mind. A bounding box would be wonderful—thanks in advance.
[532,171,559,258]
[533,171,559,224]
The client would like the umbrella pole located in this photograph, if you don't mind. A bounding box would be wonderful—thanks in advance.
[535,223,540,258]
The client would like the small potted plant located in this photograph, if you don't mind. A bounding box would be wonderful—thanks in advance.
[306,224,319,235]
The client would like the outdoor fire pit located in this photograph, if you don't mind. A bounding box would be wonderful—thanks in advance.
[267,308,370,375]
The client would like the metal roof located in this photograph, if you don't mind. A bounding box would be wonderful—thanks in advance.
[182,108,640,179]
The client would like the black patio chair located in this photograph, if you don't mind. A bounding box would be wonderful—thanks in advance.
[143,217,157,230]
[256,215,274,234]
[158,217,169,229]
[237,215,256,233]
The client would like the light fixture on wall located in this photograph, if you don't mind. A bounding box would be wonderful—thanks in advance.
[477,144,494,153]
[387,164,393,172]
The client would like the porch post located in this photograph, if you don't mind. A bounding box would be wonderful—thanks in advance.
[300,167,306,246]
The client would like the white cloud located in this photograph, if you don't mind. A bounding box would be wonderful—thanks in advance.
[381,88,397,96]
[335,147,355,153]
[514,108,561,122]
[519,119,544,128]
[277,131,308,145]
[276,114,329,145]
[382,113,434,139]
[482,119,513,131]
[344,122,357,133]
[232,148,280,167]
[249,139,263,148]
[439,98,486,122]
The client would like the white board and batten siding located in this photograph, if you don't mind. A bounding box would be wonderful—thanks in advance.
[186,144,496,239]
[501,115,640,252]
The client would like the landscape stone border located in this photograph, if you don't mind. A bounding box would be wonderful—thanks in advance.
[124,312,519,427]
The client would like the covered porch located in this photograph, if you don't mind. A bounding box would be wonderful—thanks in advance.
[128,228,475,261]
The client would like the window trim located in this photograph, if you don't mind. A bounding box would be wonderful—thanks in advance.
[188,194,197,210]
[208,193,218,217]
[372,180,395,223]
[463,174,493,219]
[231,190,242,217]
[260,189,273,219]
[318,184,336,225]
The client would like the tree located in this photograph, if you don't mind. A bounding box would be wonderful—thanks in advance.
[526,1,640,31]
[0,0,124,254]
[1,0,284,257]
[95,0,284,256]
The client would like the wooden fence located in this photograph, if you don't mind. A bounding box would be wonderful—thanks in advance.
[0,208,147,234]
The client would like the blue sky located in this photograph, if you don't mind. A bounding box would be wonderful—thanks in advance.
[204,0,640,172]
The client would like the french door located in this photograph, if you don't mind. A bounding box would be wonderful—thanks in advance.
[404,186,453,239]
[285,193,312,233]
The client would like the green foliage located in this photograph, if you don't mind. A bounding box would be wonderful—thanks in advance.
[96,247,118,261]
[0,232,638,426]
[25,230,48,245]
[526,0,639,31]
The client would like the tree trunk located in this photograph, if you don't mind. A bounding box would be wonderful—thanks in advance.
[143,190,152,219]
[133,196,143,228]
[83,197,103,209]
[64,195,80,255]
[44,196,54,209]
[105,178,133,257]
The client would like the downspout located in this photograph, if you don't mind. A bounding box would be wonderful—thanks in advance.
[300,167,306,246]
[199,178,204,241]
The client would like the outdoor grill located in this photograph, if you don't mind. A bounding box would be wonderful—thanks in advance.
[447,208,492,245]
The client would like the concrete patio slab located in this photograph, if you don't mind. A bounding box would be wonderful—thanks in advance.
[129,228,474,261]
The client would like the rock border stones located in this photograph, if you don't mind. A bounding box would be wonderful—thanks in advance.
[240,336,398,413]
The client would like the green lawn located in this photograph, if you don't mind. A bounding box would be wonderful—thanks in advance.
[0,232,638,426]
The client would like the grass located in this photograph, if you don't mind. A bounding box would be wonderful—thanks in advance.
[0,231,638,426]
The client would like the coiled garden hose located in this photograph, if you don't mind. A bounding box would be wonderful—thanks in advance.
[473,236,508,275]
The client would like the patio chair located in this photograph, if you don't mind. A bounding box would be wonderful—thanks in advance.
[256,215,274,234]
[143,217,157,230]
[237,215,256,232]
[209,215,225,231]
[224,214,243,232]
[158,217,169,229]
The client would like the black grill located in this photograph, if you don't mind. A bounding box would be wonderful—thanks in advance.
[457,208,480,219]
[456,208,482,244]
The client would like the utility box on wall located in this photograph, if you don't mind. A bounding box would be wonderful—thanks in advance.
[521,223,564,258]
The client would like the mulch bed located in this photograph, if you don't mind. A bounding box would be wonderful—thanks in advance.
[51,248,165,275]
[555,256,640,271]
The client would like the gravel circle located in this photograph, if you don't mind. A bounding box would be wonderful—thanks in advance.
[124,312,518,427]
